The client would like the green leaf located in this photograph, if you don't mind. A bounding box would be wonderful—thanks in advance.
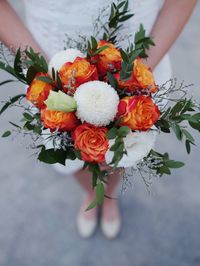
[192,113,200,121]
[93,45,108,56]
[118,14,134,22]
[26,66,38,84]
[9,121,22,129]
[96,182,105,205]
[23,112,33,121]
[90,36,98,49]
[2,131,11,137]
[107,72,118,89]
[38,147,67,165]
[14,48,25,80]
[120,49,129,62]
[182,129,194,142]
[85,199,97,211]
[74,150,82,160]
[106,127,118,139]
[0,94,26,115]
[36,76,54,84]
[23,122,35,131]
[129,49,143,62]
[117,1,126,9]
[24,47,48,73]
[118,126,130,137]
[185,139,191,154]
[181,114,198,123]
[159,165,171,175]
[0,60,26,84]
[171,124,182,140]
[0,80,16,86]
[66,149,77,160]
[165,160,185,168]
[189,121,200,131]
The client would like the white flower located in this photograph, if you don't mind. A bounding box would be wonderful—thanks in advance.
[48,49,84,76]
[105,130,157,168]
[74,81,119,126]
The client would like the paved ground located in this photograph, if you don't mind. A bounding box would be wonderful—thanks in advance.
[0,2,200,266]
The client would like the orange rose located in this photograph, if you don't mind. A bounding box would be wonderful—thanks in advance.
[26,73,54,108]
[59,57,98,94]
[72,123,109,163]
[117,95,160,131]
[41,107,80,132]
[115,58,157,93]
[94,40,122,76]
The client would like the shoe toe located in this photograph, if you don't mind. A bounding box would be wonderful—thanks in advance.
[101,218,121,239]
[77,214,97,238]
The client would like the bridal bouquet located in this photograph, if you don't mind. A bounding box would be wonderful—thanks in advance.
[1,0,200,209]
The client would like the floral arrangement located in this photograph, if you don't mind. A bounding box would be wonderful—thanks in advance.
[1,0,200,209]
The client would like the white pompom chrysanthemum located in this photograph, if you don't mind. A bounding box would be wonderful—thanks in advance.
[105,130,157,168]
[48,49,84,76]
[74,81,119,126]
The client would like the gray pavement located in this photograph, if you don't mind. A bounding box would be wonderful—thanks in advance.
[0,2,200,266]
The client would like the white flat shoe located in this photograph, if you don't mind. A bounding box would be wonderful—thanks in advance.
[77,211,97,238]
[101,217,121,239]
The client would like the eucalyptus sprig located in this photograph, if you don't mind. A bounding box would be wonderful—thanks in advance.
[86,36,108,59]
[156,98,200,154]
[134,24,155,58]
[102,0,134,44]
[107,124,130,167]
[143,149,185,176]
[119,48,142,81]
[83,162,108,210]
[0,47,27,84]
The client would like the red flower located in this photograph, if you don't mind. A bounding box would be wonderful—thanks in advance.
[59,57,98,94]
[117,95,160,131]
[115,58,157,93]
[26,73,54,108]
[41,107,80,132]
[72,123,109,163]
[93,40,122,76]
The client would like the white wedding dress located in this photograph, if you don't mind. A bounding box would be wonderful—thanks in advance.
[22,0,172,174]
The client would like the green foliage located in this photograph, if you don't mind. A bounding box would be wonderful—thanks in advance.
[107,72,118,90]
[106,125,130,167]
[0,94,26,115]
[38,146,77,166]
[96,182,105,204]
[2,131,11,137]
[102,0,134,43]
[0,46,49,86]
[0,80,16,86]
[36,75,54,85]
[146,149,185,176]
[24,47,48,73]
[19,112,43,134]
[83,162,107,210]
[134,24,155,58]
[86,36,108,58]
[85,199,98,211]
[119,48,142,81]
[156,98,200,154]
[14,48,26,81]
[38,147,67,165]
[0,48,27,84]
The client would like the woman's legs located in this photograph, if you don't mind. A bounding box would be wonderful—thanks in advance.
[74,167,122,219]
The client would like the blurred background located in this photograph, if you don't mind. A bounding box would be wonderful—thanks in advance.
[0,1,200,266]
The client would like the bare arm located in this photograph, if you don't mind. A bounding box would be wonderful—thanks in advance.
[145,0,197,70]
[0,0,45,56]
